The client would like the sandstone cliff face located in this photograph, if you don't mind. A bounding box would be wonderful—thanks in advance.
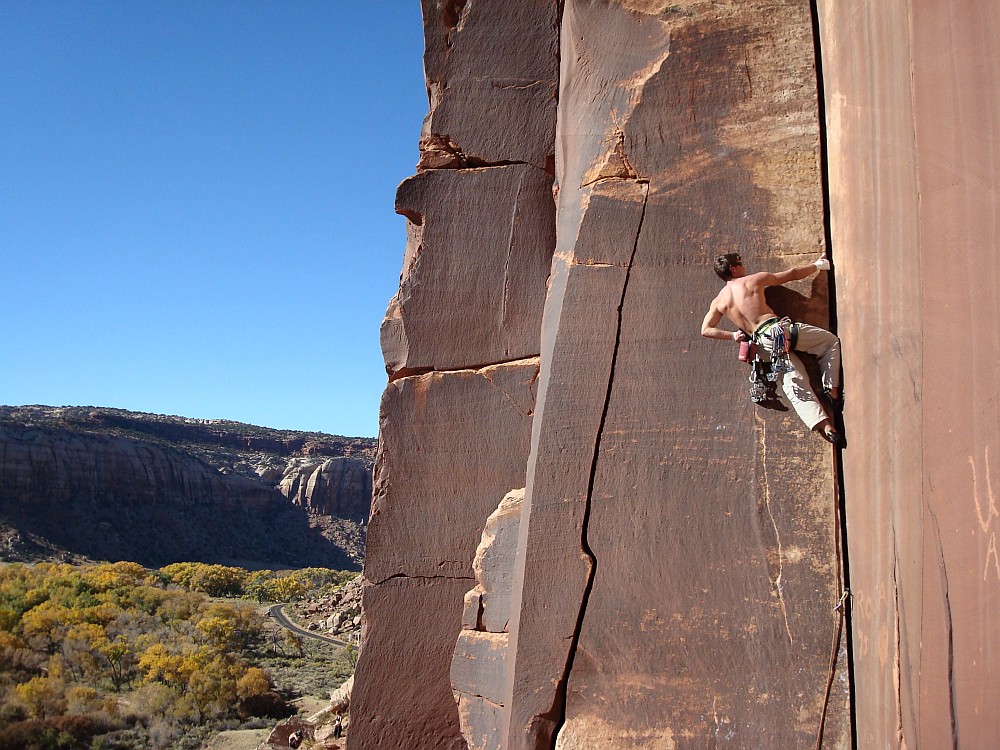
[355,1,1000,748]
[350,2,558,747]
[505,3,846,748]
[818,2,1000,747]
[278,457,373,520]
[0,407,373,570]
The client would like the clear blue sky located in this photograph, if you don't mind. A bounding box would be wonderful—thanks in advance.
[2,2,427,438]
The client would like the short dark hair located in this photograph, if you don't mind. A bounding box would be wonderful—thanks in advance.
[714,253,743,281]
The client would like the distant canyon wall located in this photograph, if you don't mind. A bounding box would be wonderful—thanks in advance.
[353,1,1000,748]
[0,415,372,570]
[278,457,372,519]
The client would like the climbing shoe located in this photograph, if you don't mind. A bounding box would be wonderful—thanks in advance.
[821,428,846,449]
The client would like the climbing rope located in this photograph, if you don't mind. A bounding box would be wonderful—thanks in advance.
[814,444,851,750]
[814,588,849,749]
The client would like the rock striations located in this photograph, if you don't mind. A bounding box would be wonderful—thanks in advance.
[0,406,373,570]
[354,1,1000,749]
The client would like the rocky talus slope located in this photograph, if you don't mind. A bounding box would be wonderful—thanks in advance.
[350,1,1000,749]
[287,574,364,644]
[0,406,374,569]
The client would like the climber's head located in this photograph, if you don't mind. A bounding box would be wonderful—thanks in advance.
[714,253,744,281]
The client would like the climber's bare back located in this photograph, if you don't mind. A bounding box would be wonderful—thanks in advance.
[709,273,779,334]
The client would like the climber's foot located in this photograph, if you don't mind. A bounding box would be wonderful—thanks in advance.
[819,422,846,449]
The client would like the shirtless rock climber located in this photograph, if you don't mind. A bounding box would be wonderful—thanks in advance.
[701,252,844,447]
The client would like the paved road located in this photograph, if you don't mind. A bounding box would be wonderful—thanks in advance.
[267,604,352,648]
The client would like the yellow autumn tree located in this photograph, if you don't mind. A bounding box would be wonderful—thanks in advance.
[20,601,85,653]
[160,562,247,597]
[186,653,243,718]
[196,603,263,654]
[82,561,150,592]
[137,642,195,688]
[236,666,270,699]
[269,576,307,602]
[14,674,67,719]
[101,634,135,691]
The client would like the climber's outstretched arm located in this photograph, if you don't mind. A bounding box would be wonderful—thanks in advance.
[766,256,830,286]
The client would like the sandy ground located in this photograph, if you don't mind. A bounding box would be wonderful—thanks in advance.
[294,695,330,718]
[200,696,330,750]
[201,728,270,750]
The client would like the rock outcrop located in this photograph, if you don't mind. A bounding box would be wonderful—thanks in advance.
[452,489,524,750]
[0,406,374,569]
[259,717,316,750]
[279,458,373,519]
[353,1,1000,748]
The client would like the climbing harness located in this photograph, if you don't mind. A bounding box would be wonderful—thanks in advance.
[750,316,780,342]
[752,317,799,374]
[745,317,802,404]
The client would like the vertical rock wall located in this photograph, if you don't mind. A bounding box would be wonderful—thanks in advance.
[353,0,1000,747]
[349,1,559,747]
[818,1,1000,747]
[278,457,373,518]
[357,1,851,748]
[503,2,846,749]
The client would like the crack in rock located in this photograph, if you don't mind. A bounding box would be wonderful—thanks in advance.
[490,79,546,91]
[929,506,959,750]
[442,0,469,42]
[891,522,906,746]
[418,134,552,174]
[551,182,650,745]
[370,572,476,587]
[500,170,526,333]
